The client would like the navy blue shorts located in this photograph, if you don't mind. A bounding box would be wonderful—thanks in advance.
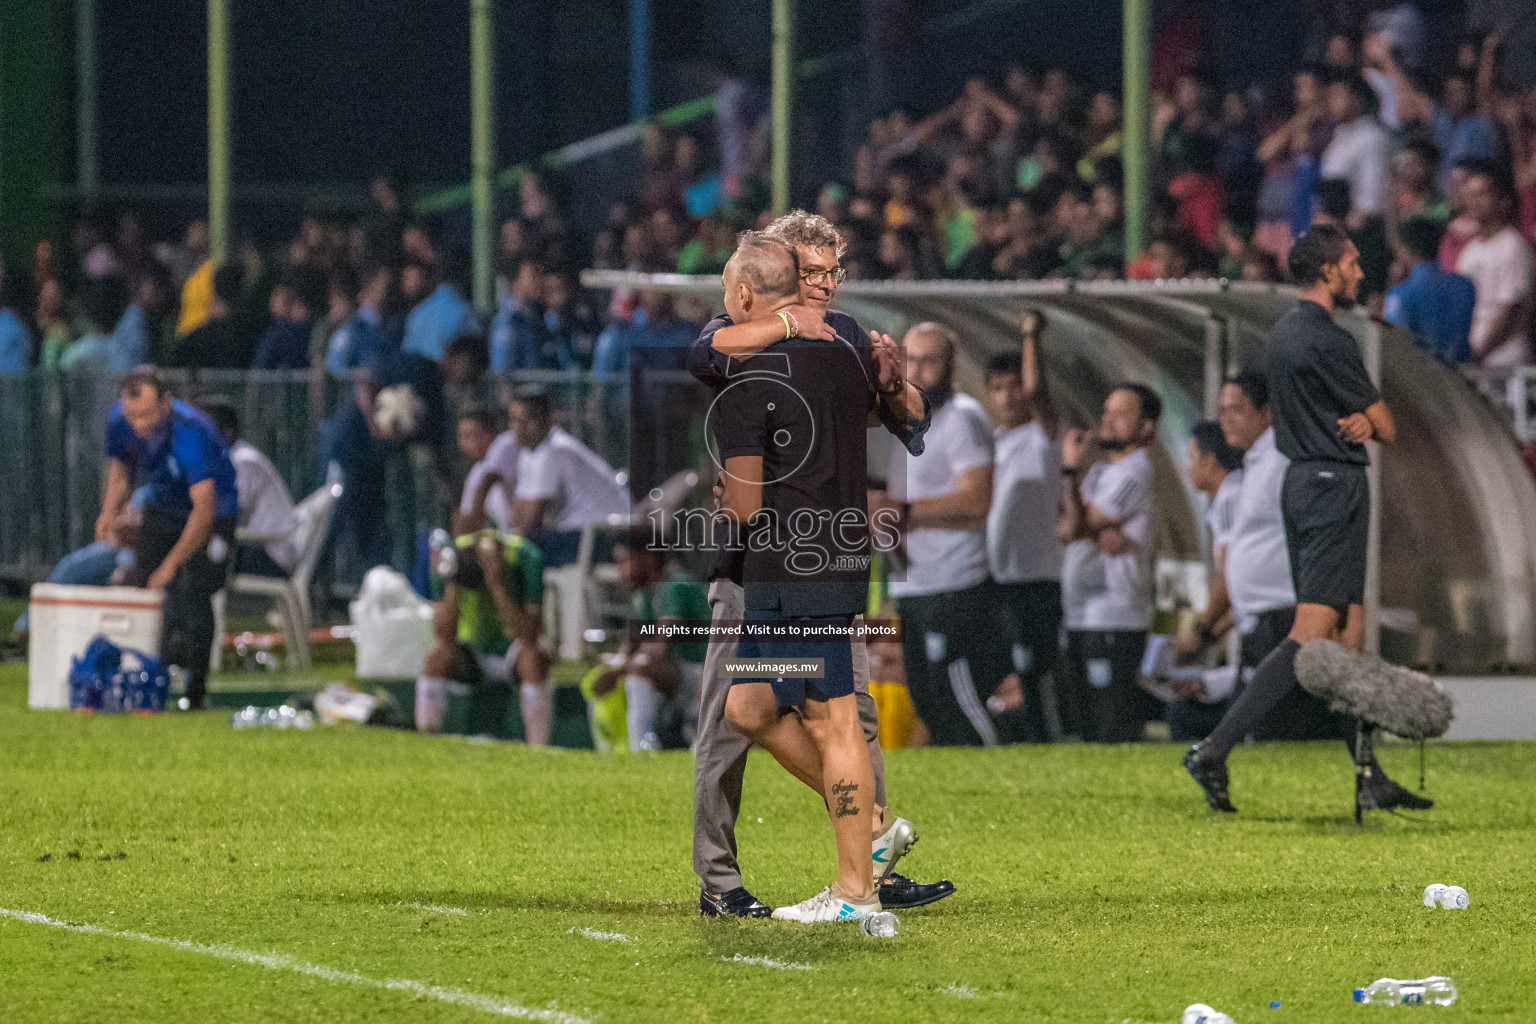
[732,611,857,708]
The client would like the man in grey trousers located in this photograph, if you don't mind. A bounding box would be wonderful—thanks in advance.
[686,216,956,917]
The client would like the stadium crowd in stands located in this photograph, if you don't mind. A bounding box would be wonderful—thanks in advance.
[1,2,1533,376]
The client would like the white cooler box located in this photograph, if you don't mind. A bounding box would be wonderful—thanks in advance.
[28,584,164,709]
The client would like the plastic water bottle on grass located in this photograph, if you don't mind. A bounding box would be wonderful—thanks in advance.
[860,911,898,938]
[1354,978,1457,1006]
[1182,1004,1233,1024]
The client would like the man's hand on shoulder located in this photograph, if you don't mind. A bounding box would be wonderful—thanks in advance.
[785,304,835,341]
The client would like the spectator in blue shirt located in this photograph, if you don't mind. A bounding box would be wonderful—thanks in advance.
[324,268,389,378]
[1384,216,1477,365]
[402,259,479,361]
[100,368,239,709]
[490,259,568,371]
[591,292,697,375]
[253,269,321,370]
[60,275,130,372]
[0,266,33,376]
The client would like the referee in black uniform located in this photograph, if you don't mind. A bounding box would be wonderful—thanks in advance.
[1183,224,1431,814]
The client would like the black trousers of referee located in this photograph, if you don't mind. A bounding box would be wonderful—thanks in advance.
[897,580,1008,746]
[1063,629,1152,743]
[129,510,237,711]
[991,580,1063,742]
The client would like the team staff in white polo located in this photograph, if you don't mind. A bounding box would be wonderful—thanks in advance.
[982,310,1064,741]
[880,322,1003,747]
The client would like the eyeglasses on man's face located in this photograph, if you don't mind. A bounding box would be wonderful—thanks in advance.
[800,266,846,286]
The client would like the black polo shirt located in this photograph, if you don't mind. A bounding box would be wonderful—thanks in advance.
[709,332,879,617]
[689,310,931,587]
[1267,300,1381,466]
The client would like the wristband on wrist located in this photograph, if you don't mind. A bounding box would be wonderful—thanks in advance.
[777,310,798,339]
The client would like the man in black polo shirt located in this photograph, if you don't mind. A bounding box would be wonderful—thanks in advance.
[711,231,927,924]
[689,224,951,920]
[1183,224,1431,814]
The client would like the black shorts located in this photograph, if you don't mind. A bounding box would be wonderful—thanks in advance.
[733,611,857,708]
[1282,460,1368,609]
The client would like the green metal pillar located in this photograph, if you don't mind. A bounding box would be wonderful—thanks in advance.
[471,0,495,314]
[1122,0,1151,263]
[770,0,793,215]
[207,0,230,264]
[0,0,68,266]
[75,0,97,196]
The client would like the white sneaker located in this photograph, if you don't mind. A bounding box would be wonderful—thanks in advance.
[770,886,880,923]
[871,816,917,881]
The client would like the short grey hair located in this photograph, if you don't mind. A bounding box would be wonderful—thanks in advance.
[732,231,800,298]
[765,209,846,258]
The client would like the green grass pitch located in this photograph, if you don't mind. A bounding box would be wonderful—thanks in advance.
[1,663,1533,1023]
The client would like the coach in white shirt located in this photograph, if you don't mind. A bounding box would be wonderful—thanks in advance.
[509,389,629,566]
[1059,384,1159,743]
[1216,370,1349,741]
[982,311,1064,742]
[454,406,522,534]
[879,322,1002,747]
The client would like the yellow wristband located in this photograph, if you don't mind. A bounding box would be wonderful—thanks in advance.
[778,310,793,339]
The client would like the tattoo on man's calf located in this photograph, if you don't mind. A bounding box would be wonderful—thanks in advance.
[832,779,860,818]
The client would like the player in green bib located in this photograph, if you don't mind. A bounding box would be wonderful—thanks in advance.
[418,529,552,743]
[581,531,709,752]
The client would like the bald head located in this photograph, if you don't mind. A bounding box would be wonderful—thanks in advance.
[901,321,958,391]
[722,231,799,323]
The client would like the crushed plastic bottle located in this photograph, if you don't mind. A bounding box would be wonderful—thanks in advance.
[860,911,899,938]
[1354,977,1457,1006]
[1182,1005,1234,1024]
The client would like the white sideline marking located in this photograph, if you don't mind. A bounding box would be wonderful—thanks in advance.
[0,907,588,1024]
[568,927,633,942]
[721,953,813,971]
[398,901,469,916]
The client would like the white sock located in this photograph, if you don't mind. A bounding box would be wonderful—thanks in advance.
[624,675,663,751]
[520,681,552,746]
[415,677,450,733]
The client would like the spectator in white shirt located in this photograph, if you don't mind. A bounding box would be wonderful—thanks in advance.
[876,321,1002,747]
[1059,383,1160,743]
[1454,161,1534,366]
[1165,420,1244,742]
[197,397,302,577]
[1319,75,1391,222]
[509,389,629,566]
[454,406,521,534]
[980,311,1064,742]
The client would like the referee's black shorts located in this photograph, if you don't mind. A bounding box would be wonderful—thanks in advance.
[1281,460,1368,608]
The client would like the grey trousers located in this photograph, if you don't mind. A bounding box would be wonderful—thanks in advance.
[692,579,888,893]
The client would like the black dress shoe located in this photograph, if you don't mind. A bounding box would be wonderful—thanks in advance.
[879,872,955,910]
[700,886,773,918]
